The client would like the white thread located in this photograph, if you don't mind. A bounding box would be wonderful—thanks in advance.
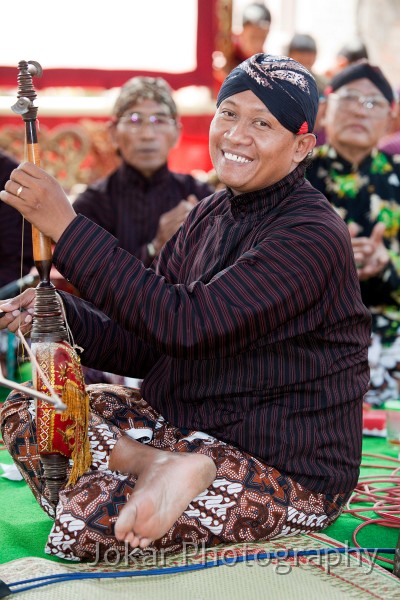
[55,291,84,353]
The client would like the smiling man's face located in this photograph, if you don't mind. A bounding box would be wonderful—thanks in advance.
[209,90,313,195]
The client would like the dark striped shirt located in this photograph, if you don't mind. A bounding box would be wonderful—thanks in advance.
[55,164,371,495]
[72,162,214,266]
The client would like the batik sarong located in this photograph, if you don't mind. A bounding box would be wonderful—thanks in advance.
[0,384,349,562]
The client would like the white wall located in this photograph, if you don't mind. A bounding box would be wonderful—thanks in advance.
[0,0,198,73]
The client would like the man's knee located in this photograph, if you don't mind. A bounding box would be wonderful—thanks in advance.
[0,387,34,436]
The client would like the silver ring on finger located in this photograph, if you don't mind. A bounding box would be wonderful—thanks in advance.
[16,185,24,198]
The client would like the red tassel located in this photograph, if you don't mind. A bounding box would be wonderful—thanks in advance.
[297,121,309,134]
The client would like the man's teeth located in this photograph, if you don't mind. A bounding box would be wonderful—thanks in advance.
[224,152,251,164]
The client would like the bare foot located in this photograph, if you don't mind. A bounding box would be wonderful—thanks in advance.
[111,441,216,548]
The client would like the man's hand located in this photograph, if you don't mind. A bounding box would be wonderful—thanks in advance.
[151,194,198,255]
[348,221,390,281]
[0,288,36,335]
[0,162,77,242]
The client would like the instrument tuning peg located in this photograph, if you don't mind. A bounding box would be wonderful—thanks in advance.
[11,97,32,115]
[27,61,43,78]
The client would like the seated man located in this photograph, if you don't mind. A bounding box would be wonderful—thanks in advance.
[306,61,400,406]
[73,76,214,384]
[286,33,328,97]
[0,54,370,562]
[213,3,272,89]
[325,39,369,80]
[73,76,214,268]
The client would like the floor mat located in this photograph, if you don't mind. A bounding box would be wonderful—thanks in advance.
[0,533,399,599]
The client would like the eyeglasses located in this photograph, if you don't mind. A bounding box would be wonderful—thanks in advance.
[330,90,390,117]
[118,112,176,130]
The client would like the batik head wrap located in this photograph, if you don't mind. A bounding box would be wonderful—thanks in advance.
[112,76,178,120]
[326,61,395,106]
[216,53,319,134]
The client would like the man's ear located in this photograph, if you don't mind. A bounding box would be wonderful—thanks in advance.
[315,98,327,130]
[107,120,119,152]
[294,132,317,163]
[386,101,400,135]
[391,99,399,120]
[172,119,182,148]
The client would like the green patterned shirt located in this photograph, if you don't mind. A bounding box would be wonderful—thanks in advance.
[307,145,400,324]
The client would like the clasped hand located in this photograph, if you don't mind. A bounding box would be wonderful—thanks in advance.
[348,222,390,281]
[152,194,198,254]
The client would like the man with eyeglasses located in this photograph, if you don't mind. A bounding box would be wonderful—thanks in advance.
[307,61,400,407]
[73,76,214,267]
[72,77,214,385]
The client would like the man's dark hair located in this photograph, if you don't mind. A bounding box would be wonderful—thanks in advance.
[288,33,317,55]
[337,40,369,63]
[242,3,271,27]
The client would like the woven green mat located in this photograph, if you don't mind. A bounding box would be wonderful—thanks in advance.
[0,361,32,402]
[324,436,399,560]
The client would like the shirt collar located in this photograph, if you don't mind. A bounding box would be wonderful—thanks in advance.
[323,145,375,171]
[121,162,170,188]
[227,163,307,216]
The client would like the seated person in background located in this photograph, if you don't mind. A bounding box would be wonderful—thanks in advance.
[286,33,329,146]
[0,149,33,289]
[0,54,370,562]
[73,76,214,384]
[73,76,214,268]
[325,39,369,80]
[213,2,272,87]
[286,33,328,97]
[306,61,400,407]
